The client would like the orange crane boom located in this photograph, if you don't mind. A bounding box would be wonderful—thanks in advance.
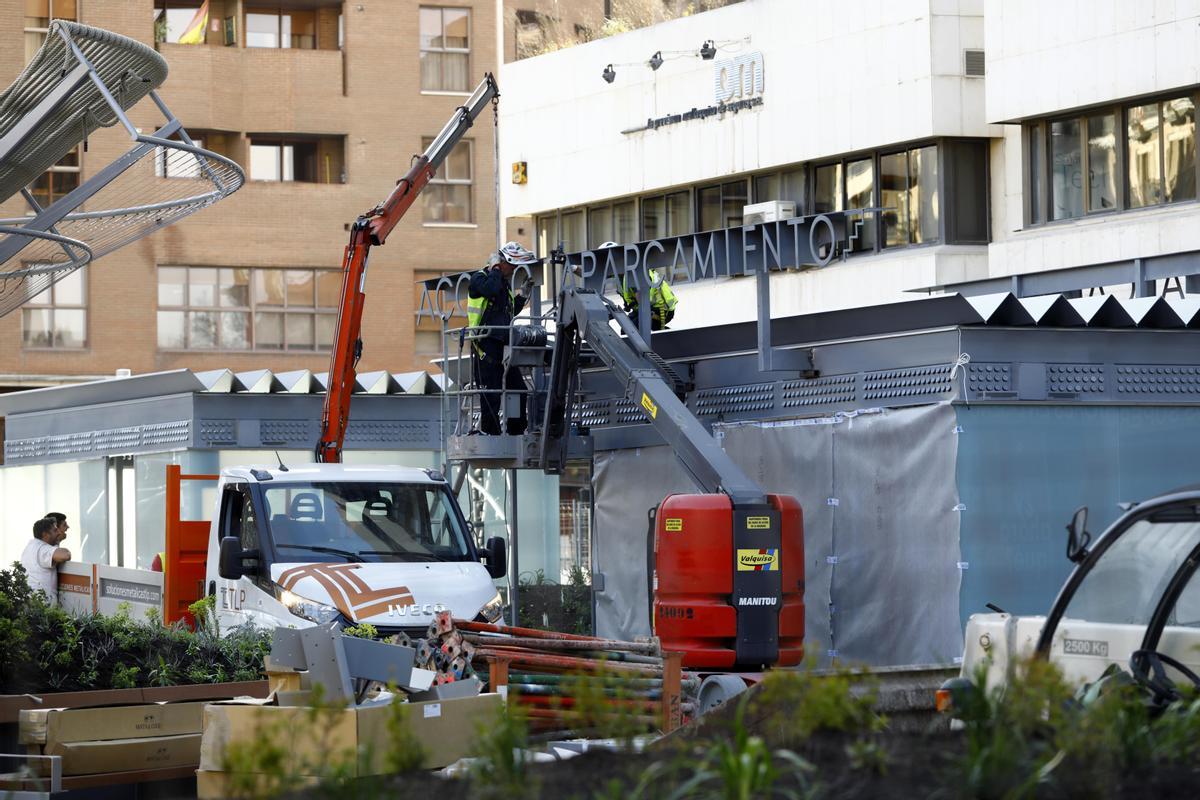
[316,74,499,463]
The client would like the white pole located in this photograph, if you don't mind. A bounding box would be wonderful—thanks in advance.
[494,0,504,250]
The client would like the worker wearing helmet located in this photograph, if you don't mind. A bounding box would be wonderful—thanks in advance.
[467,241,538,434]
[605,241,678,331]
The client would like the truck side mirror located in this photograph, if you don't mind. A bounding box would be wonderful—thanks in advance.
[1066,506,1091,563]
[218,536,246,580]
[483,536,507,580]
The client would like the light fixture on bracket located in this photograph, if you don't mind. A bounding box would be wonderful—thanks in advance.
[700,40,716,60]
[648,51,663,70]
[602,63,616,83]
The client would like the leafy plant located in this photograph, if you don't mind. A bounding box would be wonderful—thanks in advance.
[750,665,886,744]
[343,623,380,640]
[556,665,657,744]
[469,697,536,799]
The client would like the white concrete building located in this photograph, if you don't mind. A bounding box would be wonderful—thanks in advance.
[498,0,1200,324]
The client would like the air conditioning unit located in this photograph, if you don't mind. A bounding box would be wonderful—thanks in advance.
[742,201,796,225]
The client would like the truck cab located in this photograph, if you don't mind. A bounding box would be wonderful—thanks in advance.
[205,464,506,637]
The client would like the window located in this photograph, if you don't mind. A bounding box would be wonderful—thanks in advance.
[586,200,637,247]
[246,6,316,49]
[25,0,77,63]
[1129,96,1196,207]
[845,157,876,251]
[23,268,86,349]
[697,180,748,231]
[154,131,237,179]
[420,7,470,92]
[1025,92,1197,226]
[248,136,342,183]
[29,148,80,208]
[153,1,206,45]
[812,164,843,214]
[641,191,690,239]
[422,139,472,223]
[560,210,585,253]
[880,145,938,247]
[157,266,338,351]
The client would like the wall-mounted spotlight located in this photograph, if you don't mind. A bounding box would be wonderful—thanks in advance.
[602,64,616,83]
[648,51,663,70]
[700,40,716,60]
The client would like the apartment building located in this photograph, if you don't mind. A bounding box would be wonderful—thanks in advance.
[0,0,590,392]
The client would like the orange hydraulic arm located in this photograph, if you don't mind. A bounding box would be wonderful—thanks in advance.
[316,73,499,463]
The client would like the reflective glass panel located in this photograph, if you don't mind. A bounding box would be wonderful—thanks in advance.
[189,267,217,307]
[613,201,637,244]
[285,313,314,350]
[221,312,249,349]
[588,206,612,248]
[666,192,690,236]
[254,270,285,306]
[642,196,664,240]
[157,310,185,348]
[1029,125,1043,224]
[54,309,84,347]
[255,311,283,349]
[219,268,250,308]
[55,268,83,306]
[1051,118,1083,220]
[910,145,939,243]
[1087,113,1117,212]
[754,173,780,202]
[880,152,908,246]
[698,185,721,231]
[560,210,584,253]
[721,181,748,230]
[189,310,216,348]
[1127,103,1161,208]
[249,144,280,181]
[317,271,341,307]
[813,164,842,214]
[1164,96,1196,203]
[443,9,469,48]
[285,270,314,307]
[23,308,52,347]
[845,157,875,251]
[246,12,279,48]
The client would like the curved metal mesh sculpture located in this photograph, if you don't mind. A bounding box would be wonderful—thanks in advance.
[0,21,243,317]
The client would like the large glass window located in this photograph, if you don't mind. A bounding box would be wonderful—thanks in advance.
[1129,97,1196,207]
[881,146,939,247]
[248,137,341,183]
[641,191,690,239]
[246,7,317,49]
[420,7,470,92]
[560,210,584,253]
[25,0,76,62]
[845,157,876,252]
[697,180,748,231]
[1027,93,1197,226]
[587,200,638,247]
[23,268,85,348]
[422,139,472,223]
[157,266,338,351]
[1050,118,1083,220]
[813,164,843,214]
[587,206,612,249]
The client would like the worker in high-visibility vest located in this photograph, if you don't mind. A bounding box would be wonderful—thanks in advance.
[607,241,678,331]
[467,241,537,434]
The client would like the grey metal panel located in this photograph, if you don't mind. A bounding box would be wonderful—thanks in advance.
[0,369,204,416]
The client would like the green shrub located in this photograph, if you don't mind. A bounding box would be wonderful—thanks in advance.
[750,666,886,743]
[0,563,270,693]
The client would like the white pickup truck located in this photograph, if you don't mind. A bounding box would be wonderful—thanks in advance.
[206,463,507,637]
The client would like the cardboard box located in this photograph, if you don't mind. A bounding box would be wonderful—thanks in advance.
[20,701,208,745]
[44,733,202,776]
[200,693,503,776]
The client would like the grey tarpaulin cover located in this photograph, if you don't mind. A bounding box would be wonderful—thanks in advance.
[591,403,963,666]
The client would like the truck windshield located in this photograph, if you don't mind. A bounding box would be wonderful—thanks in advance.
[259,482,472,563]
[1063,516,1200,629]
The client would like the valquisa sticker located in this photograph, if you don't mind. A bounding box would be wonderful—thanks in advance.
[736,548,779,571]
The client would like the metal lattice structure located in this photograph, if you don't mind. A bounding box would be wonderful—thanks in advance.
[0,21,243,317]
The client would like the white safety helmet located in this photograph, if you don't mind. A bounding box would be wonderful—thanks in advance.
[600,241,618,249]
[498,241,538,266]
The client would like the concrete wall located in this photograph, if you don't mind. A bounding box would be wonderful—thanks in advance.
[983,0,1200,280]
[500,0,991,216]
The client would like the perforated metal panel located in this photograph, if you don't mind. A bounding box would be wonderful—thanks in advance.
[143,420,190,446]
[694,382,774,417]
[781,375,856,408]
[613,398,645,425]
[261,419,312,445]
[964,49,985,76]
[345,420,433,444]
[5,419,192,464]
[863,366,953,401]
[575,399,611,428]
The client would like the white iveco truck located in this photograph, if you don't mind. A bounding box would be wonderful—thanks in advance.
[206,464,507,637]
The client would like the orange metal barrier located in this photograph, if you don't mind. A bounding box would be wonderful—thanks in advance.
[164,464,218,626]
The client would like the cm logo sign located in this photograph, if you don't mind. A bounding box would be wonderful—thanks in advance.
[714,51,764,103]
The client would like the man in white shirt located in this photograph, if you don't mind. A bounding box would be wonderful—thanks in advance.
[21,517,71,605]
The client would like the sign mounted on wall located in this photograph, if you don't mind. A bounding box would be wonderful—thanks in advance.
[512,161,527,184]
[625,50,766,134]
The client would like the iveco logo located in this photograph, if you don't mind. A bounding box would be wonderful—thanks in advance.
[738,597,777,607]
[387,602,448,617]
[714,51,764,103]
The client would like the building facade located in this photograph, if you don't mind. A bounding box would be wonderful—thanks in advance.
[0,0,511,391]
[500,0,1200,324]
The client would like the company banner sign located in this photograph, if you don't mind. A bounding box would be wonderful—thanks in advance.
[416,211,849,322]
[56,562,164,619]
